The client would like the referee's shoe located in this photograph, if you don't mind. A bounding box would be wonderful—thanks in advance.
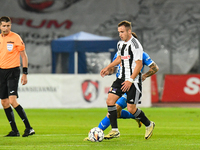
[104,130,120,139]
[145,121,155,140]
[4,130,20,137]
[22,128,35,137]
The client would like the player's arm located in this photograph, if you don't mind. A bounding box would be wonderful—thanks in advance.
[100,56,121,77]
[108,67,117,75]
[101,67,117,76]
[20,50,28,85]
[142,62,159,81]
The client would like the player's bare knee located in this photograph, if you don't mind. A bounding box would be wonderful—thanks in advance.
[106,98,116,106]
[1,99,10,108]
[9,96,19,108]
[127,106,137,114]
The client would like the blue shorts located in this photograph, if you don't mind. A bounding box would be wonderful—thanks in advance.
[116,93,127,109]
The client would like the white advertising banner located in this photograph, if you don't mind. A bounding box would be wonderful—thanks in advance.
[0,75,151,109]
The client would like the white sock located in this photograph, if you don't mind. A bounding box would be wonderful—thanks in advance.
[112,128,119,131]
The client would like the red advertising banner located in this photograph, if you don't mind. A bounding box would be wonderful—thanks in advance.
[161,74,200,102]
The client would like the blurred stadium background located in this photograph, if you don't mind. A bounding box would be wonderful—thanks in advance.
[1,0,200,108]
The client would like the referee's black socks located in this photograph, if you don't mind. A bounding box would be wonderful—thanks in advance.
[4,107,18,132]
[15,105,31,129]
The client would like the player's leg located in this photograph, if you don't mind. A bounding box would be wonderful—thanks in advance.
[84,93,120,141]
[103,78,124,139]
[116,95,127,117]
[98,96,127,131]
[1,98,20,137]
[8,67,35,137]
[128,104,155,139]
[98,115,110,131]
[116,95,135,118]
[10,97,35,137]
[98,99,137,132]
[116,94,142,128]
[0,69,19,137]
[106,93,119,130]
[85,79,122,141]
[104,93,120,139]
[127,83,155,140]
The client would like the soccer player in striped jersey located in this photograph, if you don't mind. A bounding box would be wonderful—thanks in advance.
[84,51,159,141]
[100,20,156,140]
[84,50,159,141]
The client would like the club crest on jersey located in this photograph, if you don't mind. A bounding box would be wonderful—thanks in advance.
[121,55,130,60]
[7,44,13,51]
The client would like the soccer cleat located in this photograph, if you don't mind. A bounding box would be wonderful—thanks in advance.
[83,137,90,141]
[145,121,155,140]
[135,119,142,128]
[4,130,20,137]
[104,130,120,140]
[22,128,35,137]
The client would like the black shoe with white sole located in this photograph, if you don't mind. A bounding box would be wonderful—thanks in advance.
[22,128,35,137]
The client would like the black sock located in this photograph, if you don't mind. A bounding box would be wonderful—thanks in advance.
[133,108,151,126]
[107,105,118,129]
[15,105,31,129]
[4,107,18,132]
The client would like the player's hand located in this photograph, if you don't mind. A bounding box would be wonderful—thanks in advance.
[121,81,132,92]
[100,67,109,77]
[21,74,28,85]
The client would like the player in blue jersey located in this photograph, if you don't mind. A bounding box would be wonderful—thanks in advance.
[84,32,159,141]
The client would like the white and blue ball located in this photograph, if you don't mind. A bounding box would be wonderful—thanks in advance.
[88,127,104,142]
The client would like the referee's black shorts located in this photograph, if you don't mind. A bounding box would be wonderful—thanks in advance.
[0,67,20,99]
[108,78,142,104]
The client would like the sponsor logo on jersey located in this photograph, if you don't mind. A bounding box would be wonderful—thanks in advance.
[82,80,99,102]
[121,55,130,60]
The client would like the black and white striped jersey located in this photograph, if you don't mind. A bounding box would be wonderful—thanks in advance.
[117,36,143,82]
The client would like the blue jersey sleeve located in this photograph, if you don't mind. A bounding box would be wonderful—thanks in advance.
[141,52,153,72]
[112,53,117,62]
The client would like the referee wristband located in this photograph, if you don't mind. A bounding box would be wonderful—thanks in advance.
[23,67,28,75]
[127,78,134,83]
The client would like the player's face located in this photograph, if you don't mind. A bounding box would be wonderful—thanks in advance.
[118,25,131,42]
[0,21,11,36]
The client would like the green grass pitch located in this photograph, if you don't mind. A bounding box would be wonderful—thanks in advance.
[0,107,200,150]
